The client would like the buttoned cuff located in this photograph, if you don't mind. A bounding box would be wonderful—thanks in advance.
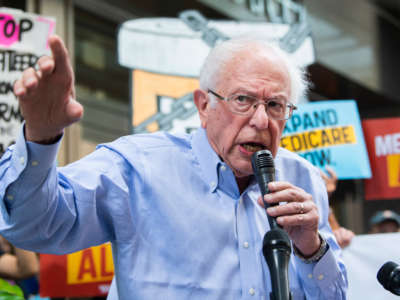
[295,247,341,290]
[5,125,61,209]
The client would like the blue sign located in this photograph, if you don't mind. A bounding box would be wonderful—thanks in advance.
[281,100,371,179]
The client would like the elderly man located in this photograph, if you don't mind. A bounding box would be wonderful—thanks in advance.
[0,36,347,299]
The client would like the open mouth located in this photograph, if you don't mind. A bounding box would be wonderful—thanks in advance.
[241,142,266,153]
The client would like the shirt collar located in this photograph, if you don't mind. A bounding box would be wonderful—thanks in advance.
[192,128,283,196]
[192,127,221,193]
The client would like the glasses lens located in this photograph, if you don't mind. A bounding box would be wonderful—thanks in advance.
[267,100,287,120]
[226,94,292,120]
[228,94,255,114]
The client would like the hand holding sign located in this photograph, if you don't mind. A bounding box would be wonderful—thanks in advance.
[13,35,83,143]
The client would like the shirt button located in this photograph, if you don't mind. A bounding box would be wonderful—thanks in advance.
[308,274,313,279]
[243,241,249,248]
[318,274,324,280]
[19,156,25,165]
[220,165,226,171]
[6,195,14,201]
[31,160,39,166]
[249,288,255,295]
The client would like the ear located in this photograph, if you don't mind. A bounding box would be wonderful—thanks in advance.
[194,89,210,128]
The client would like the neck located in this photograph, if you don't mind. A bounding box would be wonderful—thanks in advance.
[236,176,251,194]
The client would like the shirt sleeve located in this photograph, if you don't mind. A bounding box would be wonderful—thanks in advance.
[294,238,347,299]
[0,126,134,253]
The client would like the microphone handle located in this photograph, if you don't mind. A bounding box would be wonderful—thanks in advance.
[267,249,292,300]
[263,229,292,300]
[256,169,279,229]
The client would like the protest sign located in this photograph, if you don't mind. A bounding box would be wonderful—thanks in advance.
[342,233,400,299]
[40,243,114,298]
[0,8,55,154]
[362,117,400,200]
[281,100,371,179]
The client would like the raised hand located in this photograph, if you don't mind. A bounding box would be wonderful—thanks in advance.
[320,166,338,197]
[13,35,83,143]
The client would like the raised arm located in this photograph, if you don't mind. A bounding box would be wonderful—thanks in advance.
[13,35,83,143]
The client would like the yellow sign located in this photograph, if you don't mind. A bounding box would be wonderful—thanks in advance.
[280,125,356,152]
[132,70,199,132]
[67,243,114,284]
[387,154,400,187]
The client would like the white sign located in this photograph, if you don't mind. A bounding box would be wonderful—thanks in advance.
[342,232,400,299]
[0,8,55,154]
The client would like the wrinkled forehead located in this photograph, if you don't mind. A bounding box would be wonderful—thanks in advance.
[216,46,291,95]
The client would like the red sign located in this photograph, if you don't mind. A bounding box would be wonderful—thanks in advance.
[40,243,114,298]
[362,118,400,200]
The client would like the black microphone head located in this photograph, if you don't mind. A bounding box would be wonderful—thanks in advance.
[251,150,274,174]
[377,261,400,295]
[263,228,291,253]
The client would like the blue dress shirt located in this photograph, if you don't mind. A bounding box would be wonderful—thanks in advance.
[0,126,347,299]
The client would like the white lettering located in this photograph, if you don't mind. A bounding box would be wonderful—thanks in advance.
[393,133,400,153]
[375,133,400,156]
[98,284,110,293]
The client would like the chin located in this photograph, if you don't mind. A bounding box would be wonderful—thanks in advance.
[231,164,253,178]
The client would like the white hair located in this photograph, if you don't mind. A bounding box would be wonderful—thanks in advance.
[199,37,309,106]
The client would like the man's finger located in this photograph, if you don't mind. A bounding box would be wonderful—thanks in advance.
[22,67,39,91]
[267,181,294,192]
[48,35,72,76]
[65,98,84,122]
[37,55,55,77]
[13,79,26,97]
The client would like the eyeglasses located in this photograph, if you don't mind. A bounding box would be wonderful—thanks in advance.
[208,89,297,120]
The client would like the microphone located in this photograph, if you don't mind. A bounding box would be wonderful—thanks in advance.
[251,149,278,229]
[377,261,400,296]
[251,150,292,300]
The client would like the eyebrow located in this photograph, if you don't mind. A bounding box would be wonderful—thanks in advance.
[232,89,289,102]
[232,88,257,97]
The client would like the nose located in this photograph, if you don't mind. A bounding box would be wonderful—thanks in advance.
[248,104,269,129]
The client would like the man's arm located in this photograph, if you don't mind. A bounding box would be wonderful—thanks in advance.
[0,36,120,252]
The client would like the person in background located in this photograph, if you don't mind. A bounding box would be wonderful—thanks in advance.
[369,210,400,234]
[0,235,39,298]
[320,167,355,248]
[0,235,39,281]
